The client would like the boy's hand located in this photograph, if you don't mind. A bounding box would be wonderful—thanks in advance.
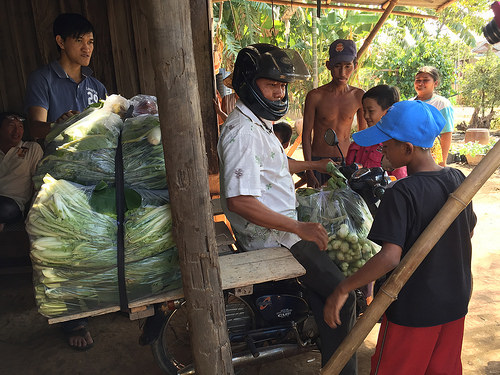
[295,221,328,250]
[324,285,349,328]
[313,158,334,174]
[306,170,321,188]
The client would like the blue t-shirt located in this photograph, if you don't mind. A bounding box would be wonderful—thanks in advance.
[411,94,454,134]
[24,61,107,122]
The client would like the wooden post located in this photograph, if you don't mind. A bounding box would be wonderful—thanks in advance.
[321,141,500,374]
[143,1,233,374]
[190,0,220,175]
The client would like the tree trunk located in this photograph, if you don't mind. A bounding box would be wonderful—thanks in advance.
[312,12,318,89]
[143,1,233,374]
[469,107,494,129]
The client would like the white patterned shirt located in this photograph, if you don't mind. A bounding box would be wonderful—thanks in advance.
[0,141,43,212]
[218,100,300,251]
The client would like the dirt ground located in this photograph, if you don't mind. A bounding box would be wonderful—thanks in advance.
[1,156,499,375]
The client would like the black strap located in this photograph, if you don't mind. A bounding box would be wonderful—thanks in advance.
[115,134,128,311]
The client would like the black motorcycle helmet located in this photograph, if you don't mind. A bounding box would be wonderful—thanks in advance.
[232,44,295,121]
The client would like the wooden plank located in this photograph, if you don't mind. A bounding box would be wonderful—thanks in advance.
[129,304,155,320]
[220,247,306,289]
[48,306,121,324]
[50,247,306,323]
[129,248,305,309]
[128,288,185,309]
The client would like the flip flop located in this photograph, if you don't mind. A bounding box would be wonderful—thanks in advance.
[66,326,94,351]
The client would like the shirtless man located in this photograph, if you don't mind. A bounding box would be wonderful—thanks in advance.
[303,39,367,188]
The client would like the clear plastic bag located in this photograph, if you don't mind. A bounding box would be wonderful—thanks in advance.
[296,186,380,276]
[122,114,167,189]
[129,94,158,116]
[35,107,123,188]
[28,176,181,318]
[124,189,175,262]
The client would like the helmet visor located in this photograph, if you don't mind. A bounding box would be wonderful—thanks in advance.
[283,49,311,81]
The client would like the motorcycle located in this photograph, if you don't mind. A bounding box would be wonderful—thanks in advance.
[141,129,391,374]
[144,279,321,374]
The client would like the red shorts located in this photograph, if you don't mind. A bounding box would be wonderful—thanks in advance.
[370,315,465,375]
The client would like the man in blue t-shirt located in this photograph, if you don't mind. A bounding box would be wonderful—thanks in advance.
[24,13,107,350]
[24,13,107,140]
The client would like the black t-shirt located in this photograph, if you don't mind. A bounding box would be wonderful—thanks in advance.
[369,167,477,327]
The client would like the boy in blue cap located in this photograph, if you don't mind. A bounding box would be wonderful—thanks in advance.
[323,100,477,374]
[302,39,366,188]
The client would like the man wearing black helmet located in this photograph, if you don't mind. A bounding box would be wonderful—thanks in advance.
[218,44,357,373]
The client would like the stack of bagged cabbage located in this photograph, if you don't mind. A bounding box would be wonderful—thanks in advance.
[26,95,182,318]
[296,162,380,277]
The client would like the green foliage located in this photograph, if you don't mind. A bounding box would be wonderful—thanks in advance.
[213,0,491,116]
[363,33,459,99]
[452,139,497,157]
[460,51,500,114]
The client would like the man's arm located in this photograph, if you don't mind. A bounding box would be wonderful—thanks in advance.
[27,106,51,140]
[324,242,402,328]
[227,195,328,250]
[288,158,332,175]
[302,90,321,188]
[355,89,367,131]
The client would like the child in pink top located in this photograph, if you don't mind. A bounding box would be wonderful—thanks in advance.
[346,85,407,179]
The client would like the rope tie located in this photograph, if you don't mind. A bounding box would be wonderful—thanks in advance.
[379,287,398,301]
[449,193,468,208]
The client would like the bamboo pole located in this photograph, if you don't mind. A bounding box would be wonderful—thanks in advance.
[321,141,500,375]
[143,1,233,374]
[212,0,438,19]
[357,0,399,61]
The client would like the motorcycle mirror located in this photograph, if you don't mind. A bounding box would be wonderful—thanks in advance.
[324,129,346,166]
[324,128,339,146]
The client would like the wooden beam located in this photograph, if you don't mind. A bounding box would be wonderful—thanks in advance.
[357,0,400,61]
[143,1,233,374]
[436,0,458,12]
[213,0,437,20]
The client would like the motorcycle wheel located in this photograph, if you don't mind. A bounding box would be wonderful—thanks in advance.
[152,294,255,374]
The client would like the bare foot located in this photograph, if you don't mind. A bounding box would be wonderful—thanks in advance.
[67,326,94,350]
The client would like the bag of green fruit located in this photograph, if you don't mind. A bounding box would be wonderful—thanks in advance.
[296,186,381,277]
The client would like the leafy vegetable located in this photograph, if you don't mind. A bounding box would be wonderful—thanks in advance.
[28,176,180,318]
[122,115,168,189]
[297,186,378,276]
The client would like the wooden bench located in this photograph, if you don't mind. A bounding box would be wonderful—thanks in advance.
[47,199,306,324]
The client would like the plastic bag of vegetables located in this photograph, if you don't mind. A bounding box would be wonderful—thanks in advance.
[32,248,182,317]
[27,175,119,317]
[34,107,123,189]
[27,175,117,270]
[122,114,167,189]
[124,189,175,262]
[123,188,181,302]
[296,186,380,276]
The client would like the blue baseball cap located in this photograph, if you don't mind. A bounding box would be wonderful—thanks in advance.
[329,39,357,64]
[352,100,446,148]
